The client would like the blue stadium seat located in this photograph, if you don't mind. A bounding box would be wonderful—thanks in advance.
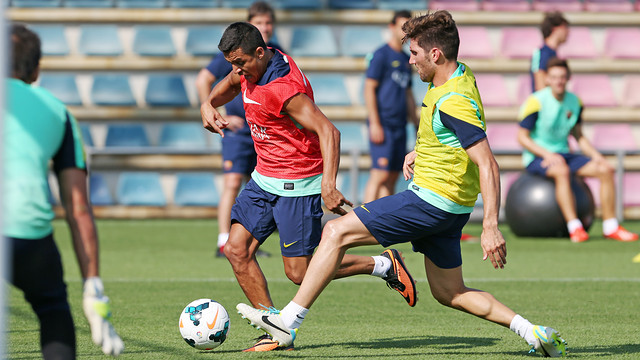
[340,26,383,57]
[116,172,166,206]
[339,172,369,204]
[133,26,176,56]
[169,0,217,7]
[328,0,375,9]
[79,124,94,147]
[289,26,338,57]
[30,25,69,56]
[79,25,123,56]
[90,173,114,205]
[65,0,113,7]
[185,26,224,56]
[395,176,412,194]
[334,122,367,154]
[378,0,427,9]
[159,123,207,149]
[145,75,190,107]
[12,0,61,7]
[105,124,150,147]
[273,0,322,9]
[305,74,351,106]
[174,173,220,206]
[219,0,253,7]
[117,0,166,7]
[39,74,82,106]
[412,74,429,106]
[91,75,136,106]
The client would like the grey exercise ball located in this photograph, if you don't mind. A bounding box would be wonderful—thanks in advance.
[504,172,595,237]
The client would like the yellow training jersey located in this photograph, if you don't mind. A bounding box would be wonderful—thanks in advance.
[412,63,485,211]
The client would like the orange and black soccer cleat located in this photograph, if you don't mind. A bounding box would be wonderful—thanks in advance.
[381,249,417,307]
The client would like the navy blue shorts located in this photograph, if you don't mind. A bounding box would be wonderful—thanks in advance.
[222,129,257,175]
[354,190,470,269]
[230,179,323,257]
[526,153,591,176]
[369,126,407,172]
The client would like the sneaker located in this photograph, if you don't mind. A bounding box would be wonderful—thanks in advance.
[242,334,294,352]
[529,325,567,357]
[216,246,226,258]
[381,249,417,307]
[604,226,639,242]
[569,227,589,243]
[236,303,297,347]
[460,233,479,242]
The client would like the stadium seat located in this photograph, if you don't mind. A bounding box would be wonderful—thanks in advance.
[486,123,521,153]
[395,176,412,194]
[623,172,640,206]
[219,0,253,7]
[78,25,123,56]
[590,124,638,152]
[273,0,322,9]
[334,122,367,154]
[133,26,176,56]
[569,75,617,107]
[116,172,166,206]
[604,28,640,59]
[305,74,351,106]
[328,0,375,9]
[105,124,150,147]
[185,26,224,56]
[340,26,383,57]
[474,74,511,107]
[174,173,220,206]
[378,0,427,10]
[458,26,493,59]
[79,124,94,147]
[65,0,113,7]
[145,75,190,107]
[412,73,429,106]
[500,27,542,59]
[289,26,338,57]
[622,75,640,107]
[339,172,369,204]
[532,0,583,11]
[169,0,217,7]
[584,0,633,11]
[158,123,207,149]
[482,0,531,11]
[30,25,69,56]
[117,0,166,7]
[516,74,533,104]
[38,74,82,106]
[90,173,114,206]
[430,0,480,10]
[557,27,599,59]
[11,0,61,7]
[91,75,136,106]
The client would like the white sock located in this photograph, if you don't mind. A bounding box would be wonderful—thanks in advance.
[217,233,229,248]
[566,219,583,234]
[603,218,619,236]
[510,314,536,345]
[371,255,392,278]
[280,301,308,330]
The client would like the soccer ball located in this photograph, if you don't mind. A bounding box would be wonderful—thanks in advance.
[179,299,230,350]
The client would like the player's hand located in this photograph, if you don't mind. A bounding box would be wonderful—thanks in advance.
[201,103,228,137]
[480,226,507,269]
[226,115,246,132]
[541,153,565,169]
[322,187,353,215]
[402,150,417,180]
[83,277,125,356]
[369,122,385,144]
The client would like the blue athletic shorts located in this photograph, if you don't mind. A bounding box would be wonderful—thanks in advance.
[230,179,323,257]
[353,190,470,269]
[369,126,407,172]
[222,129,257,175]
[526,153,591,176]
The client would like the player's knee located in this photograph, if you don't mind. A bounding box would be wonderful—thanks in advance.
[322,220,351,249]
[223,176,243,191]
[596,161,614,180]
[223,240,250,263]
[284,269,305,285]
[550,164,570,179]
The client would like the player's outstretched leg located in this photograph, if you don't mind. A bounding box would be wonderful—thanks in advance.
[529,326,568,357]
[237,304,297,348]
[381,249,417,307]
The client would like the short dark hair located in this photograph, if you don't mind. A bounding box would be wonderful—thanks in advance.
[547,57,571,77]
[248,1,275,22]
[10,23,41,83]
[391,10,412,24]
[402,10,459,61]
[218,22,267,55]
[541,11,568,39]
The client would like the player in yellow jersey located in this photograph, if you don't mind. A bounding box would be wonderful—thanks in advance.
[237,11,568,357]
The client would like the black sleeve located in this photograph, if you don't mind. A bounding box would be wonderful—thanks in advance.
[53,111,86,174]
[439,110,487,149]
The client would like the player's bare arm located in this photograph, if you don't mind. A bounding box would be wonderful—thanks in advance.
[200,72,241,137]
[195,68,217,104]
[517,127,565,168]
[406,88,419,127]
[283,92,353,215]
[572,123,605,161]
[364,78,384,144]
[466,138,507,269]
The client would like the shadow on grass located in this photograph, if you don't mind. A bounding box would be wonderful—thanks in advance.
[569,343,640,357]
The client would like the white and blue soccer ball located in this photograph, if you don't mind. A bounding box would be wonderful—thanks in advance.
[179,299,230,350]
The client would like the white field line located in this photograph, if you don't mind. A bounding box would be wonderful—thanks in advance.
[65,277,640,283]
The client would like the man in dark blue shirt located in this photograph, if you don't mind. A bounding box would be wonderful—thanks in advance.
[530,11,569,92]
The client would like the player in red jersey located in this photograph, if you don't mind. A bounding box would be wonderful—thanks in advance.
[200,22,417,351]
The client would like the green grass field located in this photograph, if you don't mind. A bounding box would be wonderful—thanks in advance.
[6,219,640,359]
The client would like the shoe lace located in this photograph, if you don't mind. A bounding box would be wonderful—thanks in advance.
[385,278,406,292]
[258,303,280,314]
